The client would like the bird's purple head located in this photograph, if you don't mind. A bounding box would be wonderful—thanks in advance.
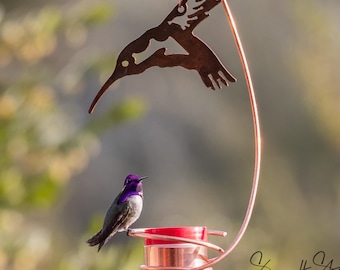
[118,174,147,204]
[124,174,147,186]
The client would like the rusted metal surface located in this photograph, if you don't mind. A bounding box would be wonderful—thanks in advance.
[89,0,236,113]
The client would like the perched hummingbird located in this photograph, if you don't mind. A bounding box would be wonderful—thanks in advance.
[87,174,147,251]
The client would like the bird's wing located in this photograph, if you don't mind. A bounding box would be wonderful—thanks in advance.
[102,199,131,236]
[87,201,132,250]
[102,193,122,230]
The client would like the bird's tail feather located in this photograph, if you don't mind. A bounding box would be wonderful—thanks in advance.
[87,229,114,252]
[87,230,104,246]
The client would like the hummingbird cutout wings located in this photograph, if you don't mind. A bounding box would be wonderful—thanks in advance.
[89,0,236,113]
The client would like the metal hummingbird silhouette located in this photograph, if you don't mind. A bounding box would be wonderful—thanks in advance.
[89,0,237,113]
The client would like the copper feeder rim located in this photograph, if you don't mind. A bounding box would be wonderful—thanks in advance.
[128,227,227,254]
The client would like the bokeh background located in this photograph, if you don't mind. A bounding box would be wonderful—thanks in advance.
[0,0,339,269]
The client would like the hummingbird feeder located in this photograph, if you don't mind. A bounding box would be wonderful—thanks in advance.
[128,227,227,270]
[88,0,261,268]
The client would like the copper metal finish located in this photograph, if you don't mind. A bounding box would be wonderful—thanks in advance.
[89,0,236,113]
[128,227,227,270]
[143,245,210,270]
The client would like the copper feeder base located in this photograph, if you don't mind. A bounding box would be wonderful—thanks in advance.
[128,226,227,270]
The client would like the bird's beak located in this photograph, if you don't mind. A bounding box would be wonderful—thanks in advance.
[138,176,148,181]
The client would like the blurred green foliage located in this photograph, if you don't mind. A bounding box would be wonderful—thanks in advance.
[0,1,144,269]
[292,1,340,150]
